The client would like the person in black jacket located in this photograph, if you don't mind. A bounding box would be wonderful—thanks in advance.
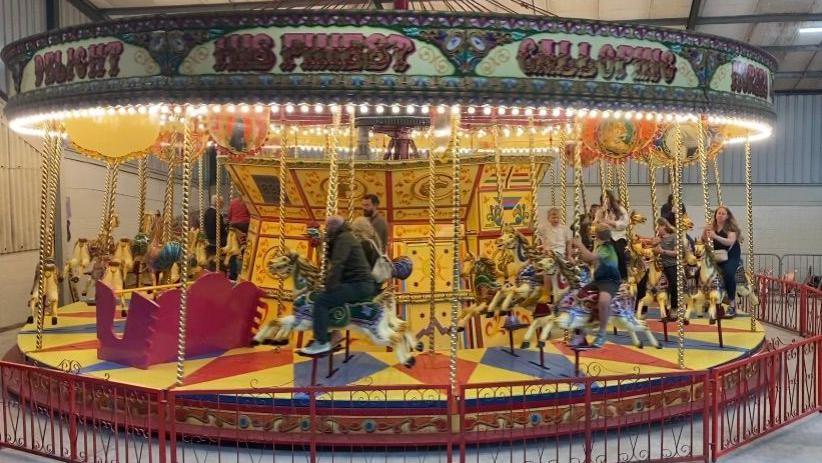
[660,194,686,226]
[203,195,227,260]
[299,216,377,355]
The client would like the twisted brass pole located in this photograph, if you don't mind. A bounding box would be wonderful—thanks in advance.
[426,124,438,354]
[449,109,462,395]
[712,156,723,206]
[319,109,341,284]
[34,125,61,350]
[215,156,223,271]
[137,157,148,231]
[198,156,205,230]
[528,116,538,232]
[162,156,175,243]
[697,117,714,255]
[745,137,756,332]
[43,133,61,259]
[175,120,194,386]
[276,125,289,316]
[557,127,568,225]
[347,115,357,220]
[673,121,686,369]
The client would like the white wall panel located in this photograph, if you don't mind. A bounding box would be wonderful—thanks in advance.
[0,0,46,95]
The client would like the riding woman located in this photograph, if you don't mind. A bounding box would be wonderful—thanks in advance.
[703,206,742,318]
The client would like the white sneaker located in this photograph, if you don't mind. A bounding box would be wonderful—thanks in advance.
[299,342,331,355]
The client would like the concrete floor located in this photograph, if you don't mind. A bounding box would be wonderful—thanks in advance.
[0,324,819,462]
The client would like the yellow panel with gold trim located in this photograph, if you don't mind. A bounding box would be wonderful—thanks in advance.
[401,241,458,294]
[249,236,310,290]
[478,190,534,231]
[257,220,308,238]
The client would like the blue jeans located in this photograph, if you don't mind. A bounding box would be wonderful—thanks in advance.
[718,258,740,302]
[312,281,376,343]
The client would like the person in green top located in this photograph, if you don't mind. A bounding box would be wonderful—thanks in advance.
[299,215,377,355]
[571,225,622,348]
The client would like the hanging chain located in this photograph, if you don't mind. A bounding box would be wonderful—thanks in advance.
[215,156,223,270]
[137,157,148,232]
[598,158,607,204]
[673,121,686,369]
[745,137,756,332]
[34,125,61,350]
[649,158,659,225]
[97,162,113,239]
[548,133,557,207]
[426,123,438,354]
[712,156,723,206]
[175,120,194,386]
[618,161,630,209]
[276,124,289,316]
[697,116,714,255]
[493,122,504,231]
[449,108,462,396]
[319,109,341,284]
[572,120,584,234]
[557,126,568,225]
[198,156,205,230]
[162,157,175,243]
[528,116,538,231]
[43,133,61,259]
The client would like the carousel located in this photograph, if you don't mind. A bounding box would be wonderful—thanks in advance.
[2,4,771,444]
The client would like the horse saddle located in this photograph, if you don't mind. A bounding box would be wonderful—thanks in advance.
[328,301,382,329]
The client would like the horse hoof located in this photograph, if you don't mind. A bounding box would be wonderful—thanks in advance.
[655,344,663,350]
[537,341,545,349]
[520,341,530,349]
[51,317,58,326]
[415,342,424,352]
[26,316,33,324]
[250,339,261,347]
[404,357,416,368]
[637,342,644,349]
[709,318,716,325]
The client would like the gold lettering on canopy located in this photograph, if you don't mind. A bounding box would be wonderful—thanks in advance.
[279,32,416,73]
[517,39,677,84]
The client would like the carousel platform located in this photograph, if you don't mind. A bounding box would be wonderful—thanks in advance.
[16,301,765,400]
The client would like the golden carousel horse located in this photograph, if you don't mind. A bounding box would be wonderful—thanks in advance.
[63,238,91,302]
[485,225,547,319]
[27,262,61,325]
[686,240,725,321]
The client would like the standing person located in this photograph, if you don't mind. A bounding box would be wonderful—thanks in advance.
[228,192,250,234]
[299,216,377,355]
[652,218,679,320]
[203,195,226,261]
[362,194,389,253]
[703,206,742,318]
[571,225,622,348]
[661,194,686,226]
[597,190,630,280]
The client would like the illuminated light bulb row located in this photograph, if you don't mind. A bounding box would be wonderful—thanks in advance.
[9,102,772,145]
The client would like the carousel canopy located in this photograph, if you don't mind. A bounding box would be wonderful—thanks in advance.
[1,9,774,145]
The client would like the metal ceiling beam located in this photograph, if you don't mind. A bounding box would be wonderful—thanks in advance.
[775,71,822,79]
[685,0,702,30]
[623,12,822,27]
[763,44,822,53]
[66,0,108,22]
[101,0,388,15]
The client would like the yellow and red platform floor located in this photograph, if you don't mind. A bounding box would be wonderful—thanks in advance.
[17,302,764,395]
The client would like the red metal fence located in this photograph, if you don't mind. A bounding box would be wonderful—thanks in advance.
[1,275,821,463]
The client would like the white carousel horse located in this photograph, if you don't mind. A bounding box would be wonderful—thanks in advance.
[221,227,243,268]
[28,262,60,326]
[554,283,662,349]
[101,259,127,308]
[253,251,418,367]
[635,259,670,320]
[113,238,134,281]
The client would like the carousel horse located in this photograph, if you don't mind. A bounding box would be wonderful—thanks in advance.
[686,240,725,321]
[101,259,127,308]
[635,257,670,320]
[734,265,760,311]
[554,283,662,349]
[221,226,244,269]
[486,225,546,319]
[187,229,211,269]
[253,251,418,367]
[27,262,60,325]
[63,238,91,302]
[457,253,501,325]
[520,251,587,348]
[113,238,134,281]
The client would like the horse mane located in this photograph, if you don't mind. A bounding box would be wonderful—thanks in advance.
[291,253,322,289]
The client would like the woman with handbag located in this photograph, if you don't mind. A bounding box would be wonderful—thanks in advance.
[596,190,630,281]
[703,206,742,317]
[351,217,388,297]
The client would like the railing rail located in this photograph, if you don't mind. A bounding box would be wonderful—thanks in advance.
[1,274,821,463]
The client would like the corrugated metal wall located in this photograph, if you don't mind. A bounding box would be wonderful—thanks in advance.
[576,94,822,186]
[58,0,91,27]
[0,101,42,254]
[0,0,46,95]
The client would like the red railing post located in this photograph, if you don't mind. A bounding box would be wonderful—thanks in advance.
[800,285,808,336]
[584,378,593,463]
[710,370,719,462]
[702,372,710,463]
[68,377,78,460]
[817,338,821,412]
[309,389,318,463]
[159,390,168,463]
[458,386,466,463]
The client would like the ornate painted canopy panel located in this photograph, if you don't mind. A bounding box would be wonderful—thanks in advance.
[1,10,775,122]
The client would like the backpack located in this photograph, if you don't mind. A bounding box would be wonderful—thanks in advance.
[366,239,393,283]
